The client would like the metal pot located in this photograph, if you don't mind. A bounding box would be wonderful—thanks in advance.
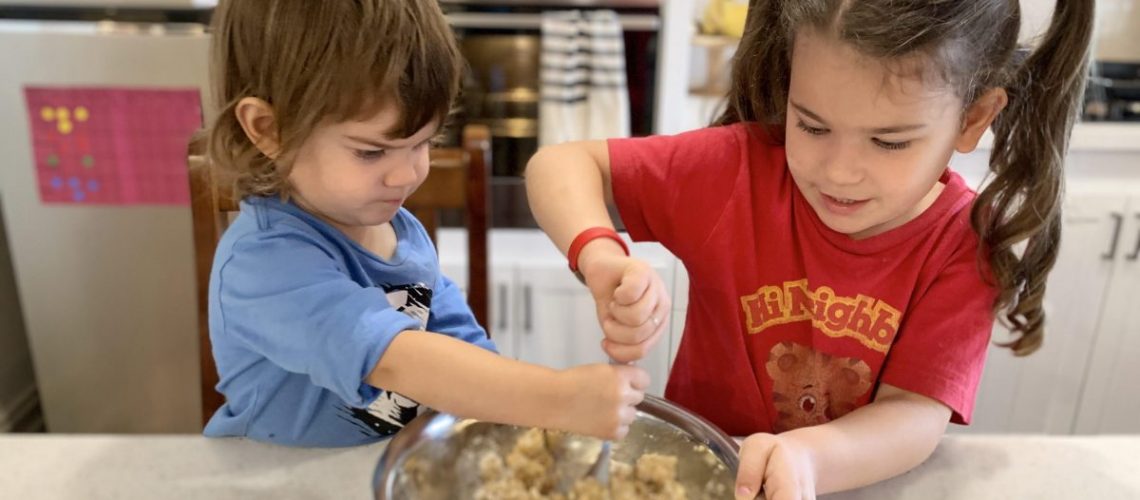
[373,395,739,499]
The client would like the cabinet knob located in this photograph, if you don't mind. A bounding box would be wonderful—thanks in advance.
[1128,214,1140,262]
[523,285,533,332]
[497,284,508,331]
[1102,213,1124,261]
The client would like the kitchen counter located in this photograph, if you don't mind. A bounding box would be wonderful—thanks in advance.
[1,434,1138,499]
[955,122,1140,187]
[829,435,1140,500]
[0,435,389,500]
[977,122,1140,152]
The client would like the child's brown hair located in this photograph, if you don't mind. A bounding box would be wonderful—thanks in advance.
[206,0,463,199]
[717,0,1095,356]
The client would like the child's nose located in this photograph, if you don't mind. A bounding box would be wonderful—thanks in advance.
[822,151,865,186]
[384,156,420,188]
[825,162,857,187]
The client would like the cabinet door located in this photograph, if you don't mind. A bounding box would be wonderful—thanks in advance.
[668,260,690,370]
[1076,197,1140,433]
[514,265,607,367]
[438,229,518,359]
[514,262,675,398]
[490,268,519,359]
[444,229,676,395]
[962,192,1127,434]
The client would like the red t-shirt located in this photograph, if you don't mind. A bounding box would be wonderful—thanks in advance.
[609,123,998,436]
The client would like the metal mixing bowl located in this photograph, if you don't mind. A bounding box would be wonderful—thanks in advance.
[372,395,739,499]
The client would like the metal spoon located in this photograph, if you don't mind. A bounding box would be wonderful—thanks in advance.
[584,439,613,486]
[583,357,627,488]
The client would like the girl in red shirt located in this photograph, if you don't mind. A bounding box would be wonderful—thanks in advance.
[526,1,1095,498]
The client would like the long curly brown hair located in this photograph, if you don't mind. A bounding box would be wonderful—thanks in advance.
[717,0,1095,356]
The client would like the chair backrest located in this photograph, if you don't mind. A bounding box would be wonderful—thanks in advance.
[188,125,491,427]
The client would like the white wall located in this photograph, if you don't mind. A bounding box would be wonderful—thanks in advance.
[1022,0,1140,61]
[0,201,37,432]
[656,0,699,135]
[1095,0,1140,61]
[1019,0,1058,45]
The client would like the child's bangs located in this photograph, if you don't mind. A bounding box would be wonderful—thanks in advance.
[327,23,459,139]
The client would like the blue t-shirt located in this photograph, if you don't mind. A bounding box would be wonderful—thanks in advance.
[203,196,495,447]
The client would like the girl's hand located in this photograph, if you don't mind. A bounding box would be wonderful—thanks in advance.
[736,433,818,500]
[579,251,671,364]
[555,363,649,440]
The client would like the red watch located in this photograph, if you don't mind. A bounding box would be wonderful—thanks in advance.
[567,227,630,282]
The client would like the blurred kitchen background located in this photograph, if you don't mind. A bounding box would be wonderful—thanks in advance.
[1,0,1139,438]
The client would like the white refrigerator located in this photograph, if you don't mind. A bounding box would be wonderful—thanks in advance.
[0,16,212,433]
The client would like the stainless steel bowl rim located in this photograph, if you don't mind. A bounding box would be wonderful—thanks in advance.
[371,394,740,499]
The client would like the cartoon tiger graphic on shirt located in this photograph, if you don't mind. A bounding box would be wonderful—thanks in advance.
[765,341,873,432]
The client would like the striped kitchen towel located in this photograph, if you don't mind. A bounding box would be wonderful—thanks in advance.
[539,10,631,146]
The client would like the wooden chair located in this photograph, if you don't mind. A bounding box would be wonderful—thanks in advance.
[188,125,492,427]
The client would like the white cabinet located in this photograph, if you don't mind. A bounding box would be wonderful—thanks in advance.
[439,254,520,360]
[514,264,606,368]
[491,268,520,360]
[667,260,689,370]
[950,134,1140,434]
[1076,196,1140,434]
[962,190,1128,434]
[438,229,675,397]
[513,262,673,398]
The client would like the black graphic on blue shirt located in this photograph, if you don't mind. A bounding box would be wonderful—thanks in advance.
[342,392,423,437]
[380,282,433,330]
[342,282,433,437]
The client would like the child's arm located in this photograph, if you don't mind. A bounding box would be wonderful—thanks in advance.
[526,141,617,251]
[366,329,648,440]
[526,142,671,363]
[216,227,647,440]
[394,272,646,440]
[733,384,950,500]
[424,273,493,350]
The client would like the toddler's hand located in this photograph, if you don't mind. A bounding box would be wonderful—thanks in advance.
[555,363,649,440]
[579,253,671,363]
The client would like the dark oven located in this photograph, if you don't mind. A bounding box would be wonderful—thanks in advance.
[440,0,661,227]
[1084,62,1140,122]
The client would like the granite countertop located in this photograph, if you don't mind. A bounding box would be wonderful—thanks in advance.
[1,434,1139,499]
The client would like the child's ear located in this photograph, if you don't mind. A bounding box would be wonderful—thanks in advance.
[234,97,281,159]
[954,87,1008,154]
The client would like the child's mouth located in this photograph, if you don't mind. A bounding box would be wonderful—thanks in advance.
[821,193,869,215]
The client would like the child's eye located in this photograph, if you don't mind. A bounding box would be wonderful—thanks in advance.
[796,121,828,136]
[872,139,911,151]
[354,149,386,161]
